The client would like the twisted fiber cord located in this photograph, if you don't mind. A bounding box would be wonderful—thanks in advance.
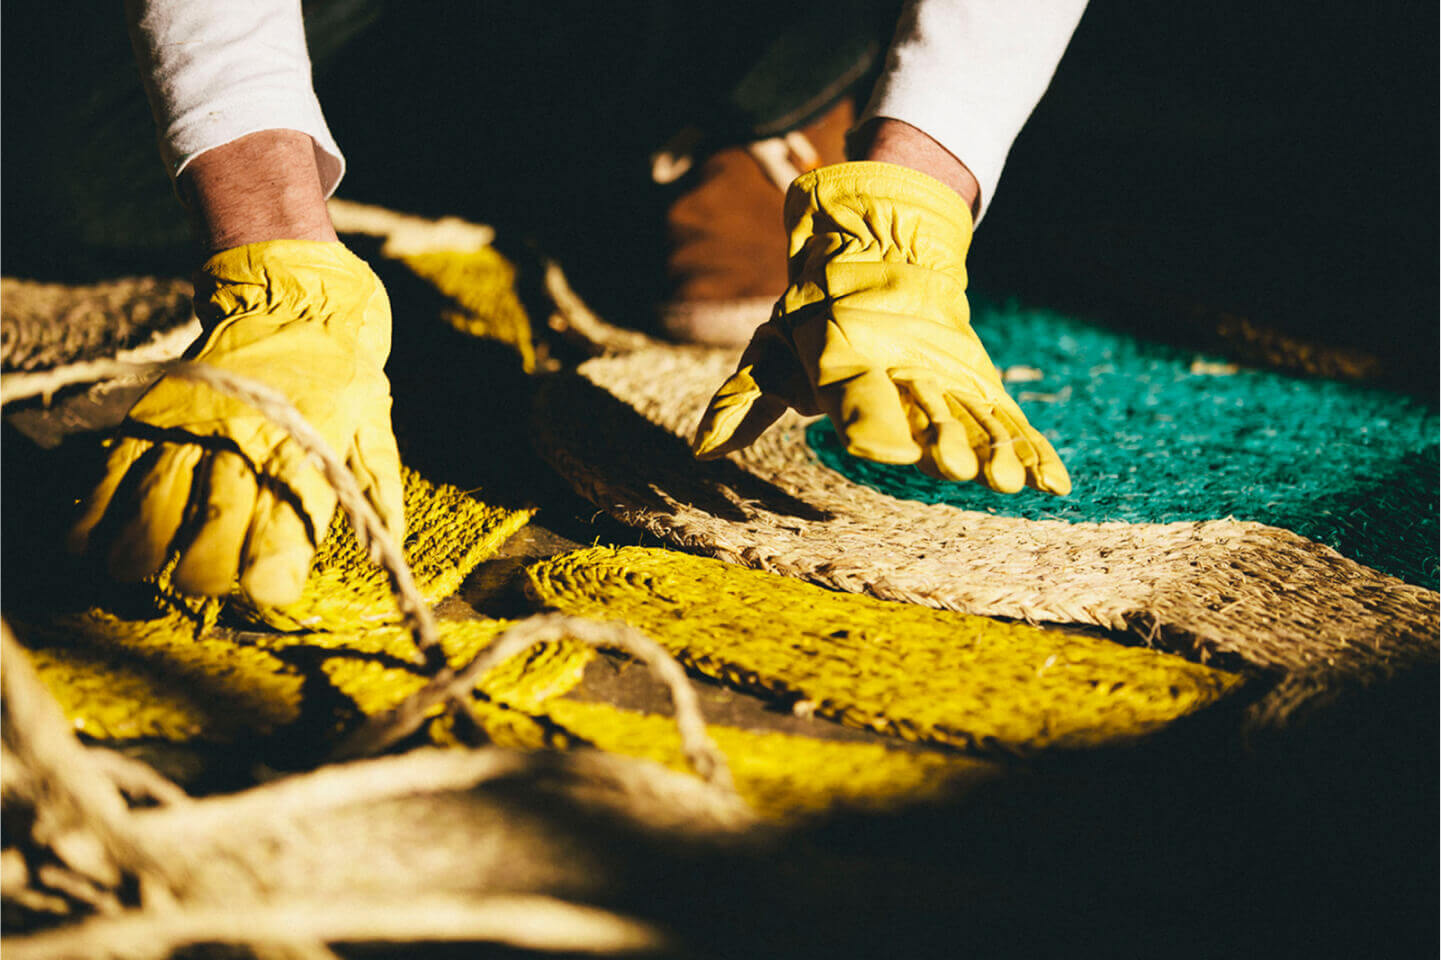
[2,359,739,955]
[2,360,737,785]
[330,613,738,797]
[0,625,185,900]
[1,349,736,780]
[326,197,495,258]
[530,346,1437,722]
[543,260,658,356]
[4,624,712,956]
[0,321,199,406]
[2,895,667,960]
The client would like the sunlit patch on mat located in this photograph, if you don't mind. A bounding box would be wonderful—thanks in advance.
[326,198,537,371]
[21,611,300,741]
[526,547,1242,752]
[290,619,594,721]
[398,248,536,372]
[538,700,996,822]
[530,341,1439,723]
[808,301,1439,587]
[233,466,533,632]
[15,617,587,747]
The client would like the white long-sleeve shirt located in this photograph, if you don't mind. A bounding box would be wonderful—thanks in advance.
[126,0,1087,219]
[126,0,345,193]
[858,0,1089,215]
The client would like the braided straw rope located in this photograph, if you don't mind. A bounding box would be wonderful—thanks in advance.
[531,340,1438,724]
[5,616,745,958]
[2,354,748,957]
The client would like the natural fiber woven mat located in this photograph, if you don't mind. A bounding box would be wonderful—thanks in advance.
[537,700,995,822]
[312,623,991,822]
[327,198,538,371]
[527,547,1241,752]
[531,332,1438,722]
[231,466,533,632]
[0,275,194,373]
[15,468,532,741]
[399,247,536,372]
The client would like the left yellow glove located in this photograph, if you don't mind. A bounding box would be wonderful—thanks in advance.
[69,240,405,606]
[691,161,1069,495]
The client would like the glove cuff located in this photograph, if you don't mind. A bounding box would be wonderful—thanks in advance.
[783,161,973,269]
[195,239,377,323]
[192,239,391,361]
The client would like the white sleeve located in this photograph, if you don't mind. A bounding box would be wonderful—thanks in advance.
[859,0,1088,220]
[125,0,344,196]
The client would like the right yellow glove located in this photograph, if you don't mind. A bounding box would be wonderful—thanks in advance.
[691,161,1069,495]
[69,240,405,607]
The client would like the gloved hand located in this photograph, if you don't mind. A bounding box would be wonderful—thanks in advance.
[691,161,1070,495]
[69,240,405,606]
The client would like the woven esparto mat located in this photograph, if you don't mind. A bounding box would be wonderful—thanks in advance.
[532,338,1437,724]
[527,546,1242,753]
[14,466,533,742]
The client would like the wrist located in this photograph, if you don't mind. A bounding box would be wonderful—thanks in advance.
[849,118,981,216]
[179,130,338,254]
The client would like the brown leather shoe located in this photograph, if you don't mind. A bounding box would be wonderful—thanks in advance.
[656,96,853,346]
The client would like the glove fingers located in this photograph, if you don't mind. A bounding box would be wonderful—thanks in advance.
[946,396,1026,494]
[107,445,204,581]
[989,399,1072,496]
[348,424,406,539]
[239,483,330,608]
[69,437,150,555]
[692,364,791,461]
[897,377,980,482]
[172,451,259,596]
[818,368,923,464]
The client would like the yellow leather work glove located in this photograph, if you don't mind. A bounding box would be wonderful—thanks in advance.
[69,240,405,606]
[691,161,1070,495]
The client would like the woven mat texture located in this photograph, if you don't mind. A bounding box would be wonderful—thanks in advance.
[229,465,533,632]
[0,276,193,372]
[539,700,996,822]
[532,340,1438,721]
[527,547,1242,752]
[810,299,1439,587]
[14,468,531,741]
[397,247,536,372]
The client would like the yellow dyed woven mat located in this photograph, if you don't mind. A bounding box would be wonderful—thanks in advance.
[16,589,1001,822]
[307,621,996,822]
[540,701,994,822]
[13,467,531,742]
[527,546,1243,753]
[306,619,1002,824]
[530,308,1438,723]
[327,198,538,370]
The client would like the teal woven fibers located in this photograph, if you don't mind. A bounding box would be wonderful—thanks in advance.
[807,300,1439,587]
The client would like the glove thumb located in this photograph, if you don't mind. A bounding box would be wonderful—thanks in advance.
[691,360,792,460]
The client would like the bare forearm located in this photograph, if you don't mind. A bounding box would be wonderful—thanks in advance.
[178,129,337,253]
[851,117,982,215]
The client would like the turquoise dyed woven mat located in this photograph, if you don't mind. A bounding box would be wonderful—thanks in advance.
[808,300,1439,587]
